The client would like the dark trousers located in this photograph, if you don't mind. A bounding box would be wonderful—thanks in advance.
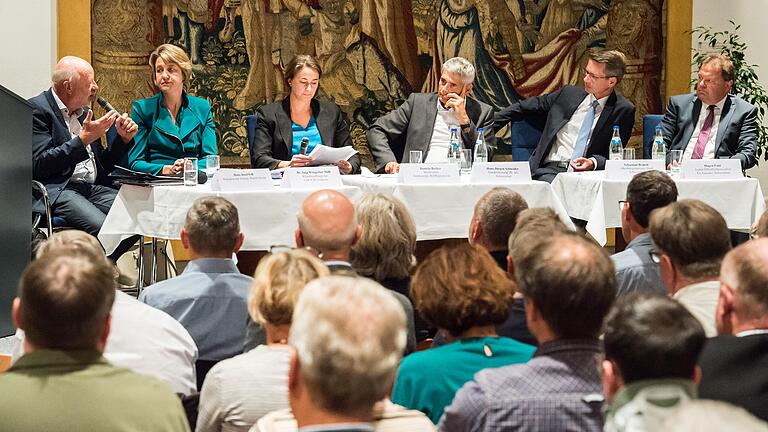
[532,161,567,183]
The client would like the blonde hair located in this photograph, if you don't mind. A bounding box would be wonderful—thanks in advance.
[149,44,193,83]
[36,230,106,259]
[248,249,329,326]
[350,193,416,281]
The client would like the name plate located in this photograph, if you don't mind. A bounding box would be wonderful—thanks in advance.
[680,159,743,180]
[470,162,532,183]
[397,163,460,184]
[211,168,274,191]
[281,166,343,189]
[604,159,665,180]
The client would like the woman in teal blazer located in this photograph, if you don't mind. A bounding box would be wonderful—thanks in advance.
[129,44,217,175]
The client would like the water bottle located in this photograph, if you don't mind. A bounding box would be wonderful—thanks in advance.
[609,125,623,160]
[447,127,460,164]
[474,128,488,163]
[651,125,665,160]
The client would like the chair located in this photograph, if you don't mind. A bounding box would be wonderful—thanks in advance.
[642,114,664,159]
[31,180,67,238]
[246,113,258,168]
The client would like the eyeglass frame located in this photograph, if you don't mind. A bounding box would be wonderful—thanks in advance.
[648,248,662,264]
[584,69,614,81]
[269,244,323,260]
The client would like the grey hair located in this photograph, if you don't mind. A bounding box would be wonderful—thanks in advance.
[296,207,357,253]
[51,56,88,86]
[442,57,476,84]
[290,276,406,415]
[475,187,529,249]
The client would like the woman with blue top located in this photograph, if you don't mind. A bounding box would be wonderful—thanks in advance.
[250,55,360,174]
[128,44,217,175]
[391,243,536,424]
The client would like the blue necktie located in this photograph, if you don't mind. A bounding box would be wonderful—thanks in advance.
[568,100,600,172]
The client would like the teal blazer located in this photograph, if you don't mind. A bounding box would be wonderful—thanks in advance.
[129,92,217,174]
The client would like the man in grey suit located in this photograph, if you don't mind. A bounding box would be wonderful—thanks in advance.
[661,53,757,170]
[367,57,495,173]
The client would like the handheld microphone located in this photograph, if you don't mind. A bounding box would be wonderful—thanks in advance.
[299,137,309,155]
[96,97,117,113]
[197,170,208,185]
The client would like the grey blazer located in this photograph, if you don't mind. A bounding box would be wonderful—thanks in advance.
[366,92,495,172]
[661,93,758,170]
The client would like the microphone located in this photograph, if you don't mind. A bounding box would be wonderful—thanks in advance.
[197,170,208,185]
[96,97,117,113]
[299,137,309,155]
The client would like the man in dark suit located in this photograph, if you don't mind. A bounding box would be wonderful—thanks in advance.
[661,53,757,170]
[367,57,495,173]
[30,56,137,258]
[495,49,636,183]
[698,238,768,421]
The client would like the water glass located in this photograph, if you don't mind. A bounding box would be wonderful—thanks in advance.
[622,148,635,160]
[183,157,198,186]
[669,149,683,176]
[205,155,220,178]
[459,149,472,175]
[409,150,423,164]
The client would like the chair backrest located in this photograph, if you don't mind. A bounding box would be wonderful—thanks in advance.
[510,119,544,161]
[246,114,258,168]
[643,114,664,159]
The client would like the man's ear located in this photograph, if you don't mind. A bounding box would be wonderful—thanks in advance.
[180,228,191,250]
[295,229,304,248]
[692,365,702,385]
[351,225,363,247]
[507,255,516,280]
[716,282,735,335]
[97,313,112,352]
[470,219,482,245]
[233,232,245,254]
[602,359,623,402]
[659,254,676,294]
[288,346,300,392]
[11,297,22,330]
[462,83,473,97]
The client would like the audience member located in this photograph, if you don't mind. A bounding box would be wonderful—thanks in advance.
[367,57,495,173]
[649,199,731,336]
[140,197,251,378]
[612,170,678,296]
[698,238,768,421]
[12,230,198,396]
[660,400,768,432]
[0,250,189,431]
[602,293,705,431]
[197,250,329,432]
[440,233,616,432]
[296,189,416,353]
[393,244,535,423]
[494,49,635,182]
[257,276,435,431]
[753,208,768,238]
[468,187,529,268]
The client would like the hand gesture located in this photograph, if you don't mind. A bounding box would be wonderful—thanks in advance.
[162,159,185,176]
[570,157,595,171]
[79,110,118,145]
[337,159,353,174]
[384,161,400,174]
[444,92,469,125]
[115,112,138,142]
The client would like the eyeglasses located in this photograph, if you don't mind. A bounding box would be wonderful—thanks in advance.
[649,249,662,264]
[584,69,612,80]
[269,244,323,259]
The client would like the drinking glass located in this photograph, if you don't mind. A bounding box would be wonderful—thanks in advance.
[459,149,472,175]
[622,148,635,160]
[183,157,198,186]
[669,149,683,176]
[409,150,423,164]
[205,155,220,178]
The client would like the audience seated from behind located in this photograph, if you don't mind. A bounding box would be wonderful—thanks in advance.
[11,230,198,396]
[256,276,435,432]
[350,192,435,341]
[0,248,189,431]
[660,400,768,432]
[468,187,529,269]
[140,196,251,377]
[698,238,768,422]
[602,293,706,431]
[612,170,678,297]
[197,250,329,432]
[649,199,731,336]
[392,243,536,424]
[439,233,616,432]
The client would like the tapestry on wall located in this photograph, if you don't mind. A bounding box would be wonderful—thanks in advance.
[92,0,663,167]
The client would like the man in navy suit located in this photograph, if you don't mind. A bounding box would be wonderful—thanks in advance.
[30,56,137,258]
[495,49,636,183]
[661,53,757,170]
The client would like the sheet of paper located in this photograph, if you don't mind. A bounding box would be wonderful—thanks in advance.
[308,145,358,166]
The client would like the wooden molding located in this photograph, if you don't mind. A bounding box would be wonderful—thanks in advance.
[57,0,91,61]
[665,0,694,102]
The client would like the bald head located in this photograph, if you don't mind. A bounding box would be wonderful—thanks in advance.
[720,238,768,327]
[296,190,360,258]
[52,56,97,111]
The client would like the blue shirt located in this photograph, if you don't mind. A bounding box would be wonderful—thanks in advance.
[291,116,322,156]
[139,258,252,361]
[611,232,666,297]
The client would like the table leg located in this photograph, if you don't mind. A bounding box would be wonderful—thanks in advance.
[150,237,159,285]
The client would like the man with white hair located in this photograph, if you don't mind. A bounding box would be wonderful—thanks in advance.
[367,56,495,173]
[29,56,138,259]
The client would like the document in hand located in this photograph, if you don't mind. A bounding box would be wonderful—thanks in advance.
[307,145,357,166]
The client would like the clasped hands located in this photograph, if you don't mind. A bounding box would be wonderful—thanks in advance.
[78,109,138,145]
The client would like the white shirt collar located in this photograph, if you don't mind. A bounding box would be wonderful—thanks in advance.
[735,329,768,337]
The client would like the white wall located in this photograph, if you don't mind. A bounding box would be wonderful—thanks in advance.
[0,0,56,99]
[693,0,768,194]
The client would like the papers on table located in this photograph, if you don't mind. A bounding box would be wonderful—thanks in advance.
[308,145,357,166]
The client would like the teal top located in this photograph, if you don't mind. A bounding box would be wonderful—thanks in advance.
[291,116,321,156]
[391,336,536,424]
[129,91,217,175]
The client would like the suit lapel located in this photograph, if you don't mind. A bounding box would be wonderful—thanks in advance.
[714,95,734,156]
[681,97,702,151]
[277,97,294,154]
[588,91,616,151]
[152,93,181,139]
[44,90,71,130]
[422,93,438,150]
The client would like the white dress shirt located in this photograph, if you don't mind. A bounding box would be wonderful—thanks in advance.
[424,98,462,163]
[51,89,97,183]
[547,93,608,163]
[683,95,728,160]
[673,280,720,337]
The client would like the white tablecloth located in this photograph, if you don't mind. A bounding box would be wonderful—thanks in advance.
[551,171,766,245]
[100,175,573,253]
[342,175,574,240]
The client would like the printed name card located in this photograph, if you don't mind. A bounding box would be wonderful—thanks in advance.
[604,159,665,180]
[680,159,743,180]
[470,162,532,183]
[398,163,461,184]
[281,166,343,189]
[211,169,274,191]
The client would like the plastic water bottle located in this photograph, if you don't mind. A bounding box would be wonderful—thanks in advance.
[474,128,488,163]
[447,127,460,165]
[609,125,623,160]
[651,125,665,160]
